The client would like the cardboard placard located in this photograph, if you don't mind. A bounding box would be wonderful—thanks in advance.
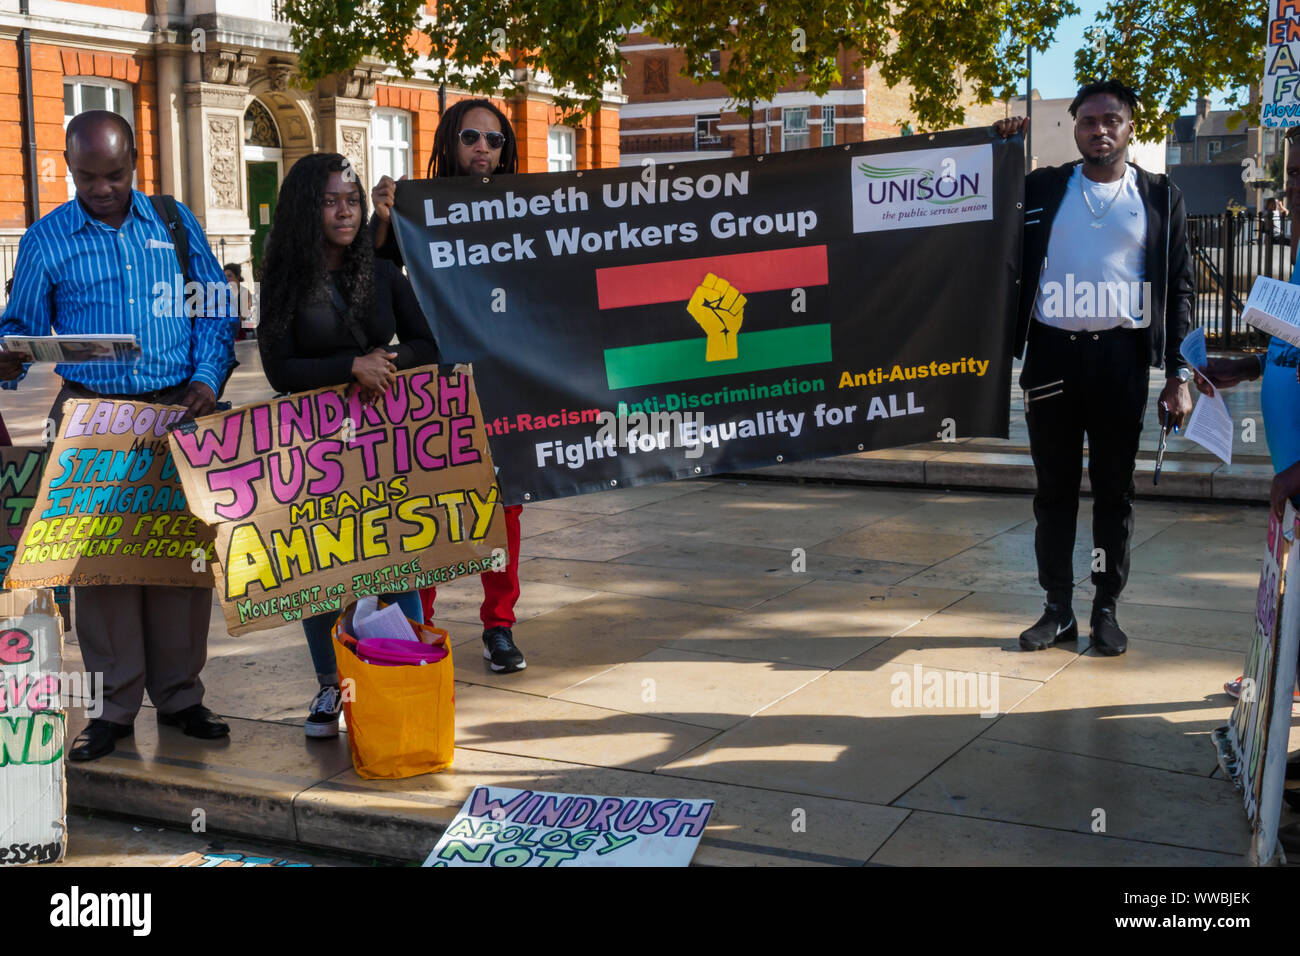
[0,588,66,866]
[423,787,714,867]
[3,400,216,590]
[167,364,507,635]
[1213,504,1300,864]
[1,447,48,579]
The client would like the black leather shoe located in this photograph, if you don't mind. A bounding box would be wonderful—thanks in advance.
[1019,603,1078,651]
[157,704,230,739]
[1090,606,1129,656]
[69,719,133,762]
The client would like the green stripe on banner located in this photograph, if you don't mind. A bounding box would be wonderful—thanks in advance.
[604,324,832,390]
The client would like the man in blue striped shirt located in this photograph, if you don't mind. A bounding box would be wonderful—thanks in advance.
[0,111,235,760]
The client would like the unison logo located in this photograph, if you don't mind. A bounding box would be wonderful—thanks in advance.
[856,164,984,206]
[850,144,993,234]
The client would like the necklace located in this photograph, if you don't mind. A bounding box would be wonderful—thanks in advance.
[1081,173,1124,228]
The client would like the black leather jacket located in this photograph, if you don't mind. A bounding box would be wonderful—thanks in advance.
[1013,160,1194,374]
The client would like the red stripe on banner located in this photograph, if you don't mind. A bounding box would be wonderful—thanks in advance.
[595,246,828,310]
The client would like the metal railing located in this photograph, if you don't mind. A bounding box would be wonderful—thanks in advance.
[1187,213,1293,352]
[0,239,19,310]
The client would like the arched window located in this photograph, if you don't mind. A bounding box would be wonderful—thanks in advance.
[244,101,281,148]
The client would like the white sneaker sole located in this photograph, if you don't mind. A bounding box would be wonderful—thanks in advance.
[483,646,526,673]
[305,719,340,738]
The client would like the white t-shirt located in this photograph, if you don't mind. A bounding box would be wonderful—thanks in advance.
[1032,165,1149,331]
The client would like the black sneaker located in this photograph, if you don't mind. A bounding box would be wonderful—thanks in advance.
[1019,602,1078,651]
[483,627,526,673]
[1090,606,1128,657]
[306,683,342,738]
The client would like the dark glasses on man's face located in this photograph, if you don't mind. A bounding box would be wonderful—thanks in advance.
[459,129,505,149]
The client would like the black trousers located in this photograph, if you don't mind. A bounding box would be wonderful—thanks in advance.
[1021,322,1149,609]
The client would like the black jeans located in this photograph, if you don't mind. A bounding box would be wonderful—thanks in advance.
[1021,322,1150,610]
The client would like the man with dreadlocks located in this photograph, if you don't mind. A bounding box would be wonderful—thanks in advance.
[371,98,528,676]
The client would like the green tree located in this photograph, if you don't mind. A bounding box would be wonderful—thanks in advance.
[281,0,1079,130]
[1075,0,1264,140]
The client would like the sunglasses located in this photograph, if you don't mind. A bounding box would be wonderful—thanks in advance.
[459,129,506,149]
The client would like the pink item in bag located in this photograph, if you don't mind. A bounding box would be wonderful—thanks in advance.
[356,637,449,667]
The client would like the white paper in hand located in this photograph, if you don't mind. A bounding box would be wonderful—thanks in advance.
[1183,379,1234,465]
[1242,276,1300,348]
[1180,326,1208,371]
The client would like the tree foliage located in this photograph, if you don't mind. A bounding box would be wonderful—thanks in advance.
[281,0,1078,129]
[281,0,1263,137]
[1074,0,1264,139]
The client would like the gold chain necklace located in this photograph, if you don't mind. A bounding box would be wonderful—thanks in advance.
[1081,173,1124,228]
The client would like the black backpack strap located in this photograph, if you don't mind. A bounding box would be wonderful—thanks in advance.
[149,194,238,400]
[149,194,191,291]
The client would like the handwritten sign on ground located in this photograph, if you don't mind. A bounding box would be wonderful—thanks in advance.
[0,588,65,866]
[4,401,215,590]
[168,364,506,635]
[170,850,310,867]
[1214,505,1300,864]
[423,786,714,867]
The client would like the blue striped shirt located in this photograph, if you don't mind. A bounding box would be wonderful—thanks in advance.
[0,190,234,394]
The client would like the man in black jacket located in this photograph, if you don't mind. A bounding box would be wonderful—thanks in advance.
[995,80,1194,656]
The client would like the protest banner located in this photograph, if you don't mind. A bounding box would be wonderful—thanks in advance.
[1,448,72,626]
[391,126,1022,504]
[4,400,215,590]
[168,364,507,635]
[1,447,46,579]
[0,588,66,866]
[1264,0,1300,128]
[1213,504,1300,864]
[423,786,714,867]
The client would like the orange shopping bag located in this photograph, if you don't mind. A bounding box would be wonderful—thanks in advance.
[331,606,454,779]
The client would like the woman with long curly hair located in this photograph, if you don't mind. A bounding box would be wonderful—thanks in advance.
[260,152,438,737]
[370,98,528,676]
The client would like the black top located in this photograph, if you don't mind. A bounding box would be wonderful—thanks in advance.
[1013,160,1193,373]
[259,257,439,394]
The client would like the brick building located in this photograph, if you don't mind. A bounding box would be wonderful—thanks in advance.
[0,0,622,291]
[617,29,1010,166]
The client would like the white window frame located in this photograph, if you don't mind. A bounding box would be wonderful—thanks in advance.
[63,77,135,200]
[1166,143,1181,166]
[695,114,721,149]
[370,108,412,183]
[820,105,835,147]
[548,125,576,172]
[1206,139,1222,161]
[782,107,810,152]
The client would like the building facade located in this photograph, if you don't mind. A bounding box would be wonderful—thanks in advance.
[0,0,622,292]
[617,29,1022,166]
[1166,97,1273,168]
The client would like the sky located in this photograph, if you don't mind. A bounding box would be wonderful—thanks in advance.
[1032,0,1242,113]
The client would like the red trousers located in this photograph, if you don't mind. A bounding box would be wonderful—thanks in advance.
[420,503,522,629]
